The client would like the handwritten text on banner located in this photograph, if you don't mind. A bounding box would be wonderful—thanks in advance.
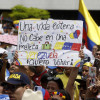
[18,20,83,66]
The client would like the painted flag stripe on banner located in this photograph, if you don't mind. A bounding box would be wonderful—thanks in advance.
[54,42,81,51]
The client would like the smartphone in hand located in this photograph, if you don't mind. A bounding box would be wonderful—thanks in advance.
[5,52,15,59]
[34,86,42,92]
[88,67,96,88]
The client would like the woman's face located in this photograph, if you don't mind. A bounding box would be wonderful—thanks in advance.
[92,45,98,57]
[82,66,89,77]
[3,84,27,100]
[95,51,100,59]
[46,81,59,96]
[64,67,72,77]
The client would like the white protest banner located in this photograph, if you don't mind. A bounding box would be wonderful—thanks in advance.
[17,19,83,66]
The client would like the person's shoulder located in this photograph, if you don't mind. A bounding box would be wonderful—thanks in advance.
[42,88,50,100]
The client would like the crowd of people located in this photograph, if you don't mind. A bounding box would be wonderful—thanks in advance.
[0,22,100,100]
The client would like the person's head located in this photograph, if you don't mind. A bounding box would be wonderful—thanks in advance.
[92,45,98,57]
[46,77,64,96]
[76,79,87,100]
[40,73,50,89]
[79,84,87,100]
[34,66,45,74]
[56,67,64,73]
[9,61,19,75]
[24,66,36,79]
[2,72,31,100]
[51,90,71,100]
[82,62,92,77]
[47,66,57,76]
[64,67,72,77]
[95,45,100,59]
[95,51,100,60]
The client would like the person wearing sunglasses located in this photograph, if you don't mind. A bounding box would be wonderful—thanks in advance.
[95,45,100,61]
[46,77,64,96]
[82,62,92,80]
[93,45,100,76]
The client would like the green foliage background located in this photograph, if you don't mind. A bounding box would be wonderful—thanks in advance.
[9,5,50,20]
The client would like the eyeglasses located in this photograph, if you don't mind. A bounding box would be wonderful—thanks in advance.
[96,53,100,56]
[82,70,89,72]
[47,77,60,81]
[3,83,26,92]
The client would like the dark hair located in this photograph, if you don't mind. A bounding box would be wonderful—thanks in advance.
[29,66,36,73]
[97,45,100,51]
[2,83,27,93]
[41,73,50,83]
[47,77,64,90]
[75,79,87,90]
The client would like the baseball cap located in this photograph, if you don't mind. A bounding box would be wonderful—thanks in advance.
[3,72,30,85]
